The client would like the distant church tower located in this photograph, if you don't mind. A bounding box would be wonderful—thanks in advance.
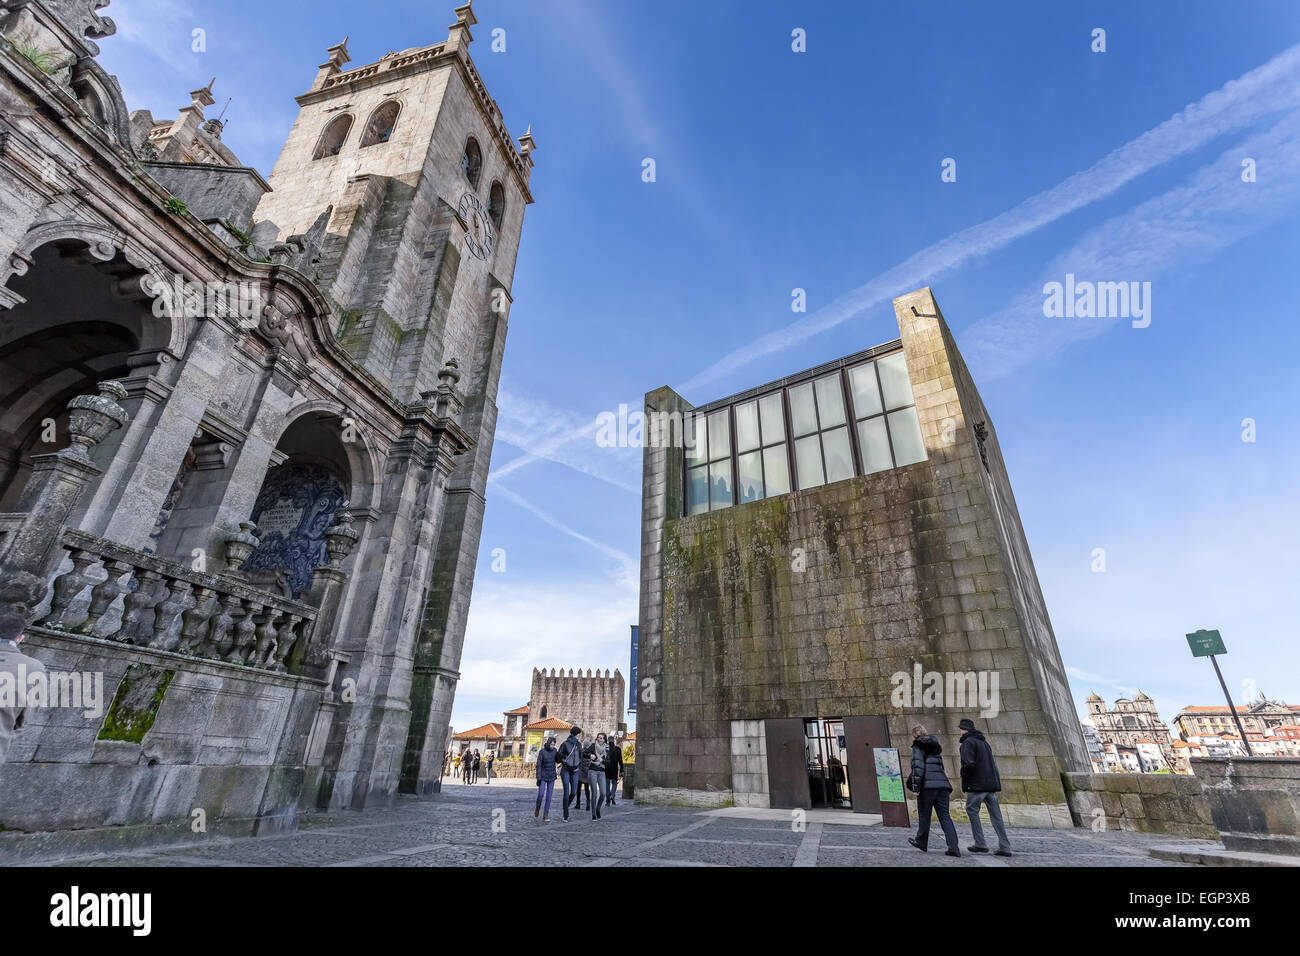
[253,3,536,795]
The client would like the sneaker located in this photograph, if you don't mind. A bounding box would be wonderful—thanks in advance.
[945,849,962,857]
[968,845,989,853]
[908,838,927,853]
[995,849,1013,857]
[543,814,550,823]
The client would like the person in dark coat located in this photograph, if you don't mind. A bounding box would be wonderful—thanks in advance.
[535,736,558,822]
[576,740,593,812]
[471,749,481,783]
[957,718,1012,856]
[907,724,960,856]
[603,737,624,807]
[461,749,472,784]
[556,727,584,821]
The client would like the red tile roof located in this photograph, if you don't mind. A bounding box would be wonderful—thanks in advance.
[504,705,531,715]
[524,717,572,731]
[454,722,504,740]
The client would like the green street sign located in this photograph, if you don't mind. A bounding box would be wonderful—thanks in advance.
[1187,629,1226,658]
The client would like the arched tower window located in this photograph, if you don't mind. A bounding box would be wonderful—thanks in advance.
[461,137,482,187]
[360,101,401,147]
[539,704,547,719]
[313,114,353,159]
[488,181,505,230]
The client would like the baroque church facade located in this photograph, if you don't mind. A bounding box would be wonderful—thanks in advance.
[0,0,532,836]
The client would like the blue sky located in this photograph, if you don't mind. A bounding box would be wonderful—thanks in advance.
[99,1,1300,737]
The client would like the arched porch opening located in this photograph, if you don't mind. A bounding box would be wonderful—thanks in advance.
[241,412,357,600]
[0,240,164,508]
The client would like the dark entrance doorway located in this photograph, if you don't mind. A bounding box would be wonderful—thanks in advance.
[805,718,851,809]
[765,714,897,815]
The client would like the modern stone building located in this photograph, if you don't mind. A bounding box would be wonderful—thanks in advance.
[636,287,1087,825]
[0,0,533,840]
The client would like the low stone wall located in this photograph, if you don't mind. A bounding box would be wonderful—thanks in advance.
[1193,756,1300,855]
[1062,772,1218,840]
[0,628,326,844]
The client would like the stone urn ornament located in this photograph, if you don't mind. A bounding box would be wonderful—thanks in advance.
[65,380,129,461]
[324,509,359,567]
[223,521,260,574]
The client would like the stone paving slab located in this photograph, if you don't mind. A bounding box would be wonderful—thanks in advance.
[5,784,1209,868]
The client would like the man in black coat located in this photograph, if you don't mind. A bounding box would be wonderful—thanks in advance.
[957,718,1012,856]
[604,738,624,806]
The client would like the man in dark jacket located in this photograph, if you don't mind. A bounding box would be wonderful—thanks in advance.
[604,737,624,807]
[958,718,1012,856]
[557,727,583,821]
[907,724,960,856]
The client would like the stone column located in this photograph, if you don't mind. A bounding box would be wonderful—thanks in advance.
[0,381,128,605]
[319,363,471,809]
[77,318,240,549]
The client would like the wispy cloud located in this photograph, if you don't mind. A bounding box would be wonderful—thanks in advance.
[491,483,639,588]
[455,577,636,732]
[493,387,640,493]
[676,42,1300,396]
[963,111,1300,379]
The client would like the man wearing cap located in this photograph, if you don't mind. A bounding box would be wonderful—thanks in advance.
[957,717,1012,857]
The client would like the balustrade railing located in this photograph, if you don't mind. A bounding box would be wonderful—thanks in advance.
[34,528,319,674]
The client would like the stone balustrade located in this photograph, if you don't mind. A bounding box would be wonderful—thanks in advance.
[35,527,319,673]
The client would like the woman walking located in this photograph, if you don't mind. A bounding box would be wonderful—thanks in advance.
[535,736,558,822]
[585,732,609,819]
[907,724,961,857]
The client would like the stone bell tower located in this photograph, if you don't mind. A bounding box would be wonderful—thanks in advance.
[251,2,537,795]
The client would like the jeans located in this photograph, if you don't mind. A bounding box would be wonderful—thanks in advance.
[915,788,959,852]
[605,773,618,804]
[485,763,492,783]
[560,766,580,817]
[966,791,1011,851]
[588,769,606,816]
[536,779,554,816]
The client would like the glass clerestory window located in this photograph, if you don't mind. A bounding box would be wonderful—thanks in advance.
[683,349,928,515]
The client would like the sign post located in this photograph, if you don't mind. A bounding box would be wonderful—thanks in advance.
[1186,629,1253,756]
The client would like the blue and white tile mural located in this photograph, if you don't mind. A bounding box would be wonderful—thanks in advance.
[243,462,347,598]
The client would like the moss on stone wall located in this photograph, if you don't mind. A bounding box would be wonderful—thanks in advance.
[97,664,175,743]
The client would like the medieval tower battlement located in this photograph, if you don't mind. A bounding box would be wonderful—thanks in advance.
[530,668,626,737]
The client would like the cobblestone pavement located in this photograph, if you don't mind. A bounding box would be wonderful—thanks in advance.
[20,785,1202,867]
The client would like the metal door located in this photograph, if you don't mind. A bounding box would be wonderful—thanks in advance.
[764,717,811,809]
[843,715,891,815]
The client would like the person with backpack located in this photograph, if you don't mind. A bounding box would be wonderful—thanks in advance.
[584,733,609,820]
[906,723,961,857]
[461,750,471,784]
[535,736,558,822]
[958,717,1012,856]
[604,736,624,807]
[557,727,583,821]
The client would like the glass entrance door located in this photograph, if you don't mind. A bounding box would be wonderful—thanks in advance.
[804,717,852,809]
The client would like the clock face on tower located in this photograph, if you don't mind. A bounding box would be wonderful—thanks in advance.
[458,191,495,260]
